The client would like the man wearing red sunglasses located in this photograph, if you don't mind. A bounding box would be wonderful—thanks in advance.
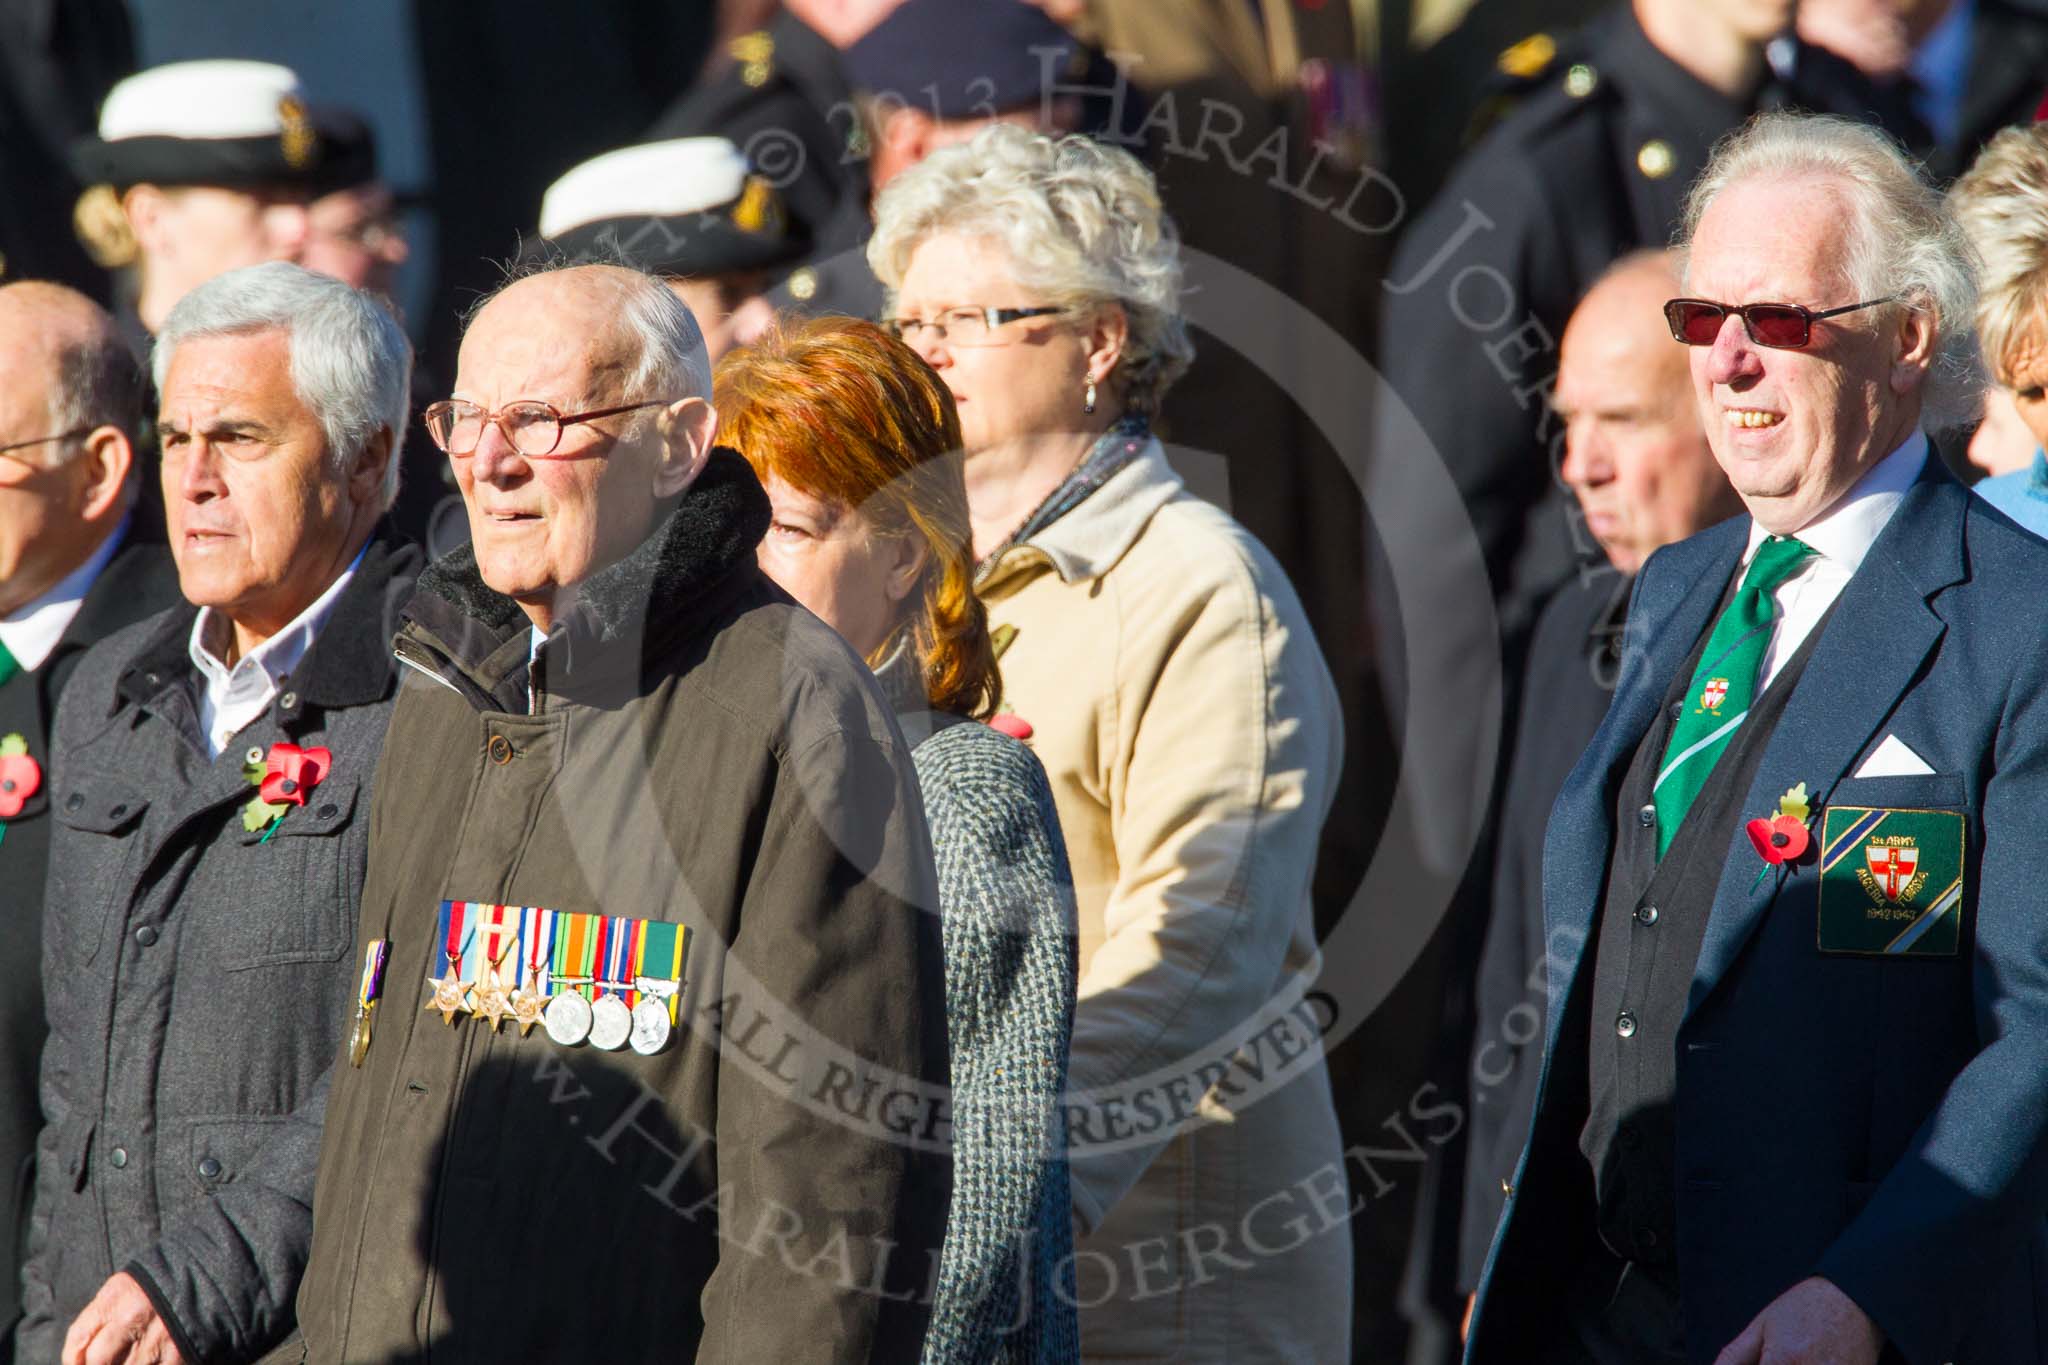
[1467,111,2048,1365]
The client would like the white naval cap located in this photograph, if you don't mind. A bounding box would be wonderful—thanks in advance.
[72,59,370,192]
[539,138,751,239]
[531,137,806,278]
[98,60,304,141]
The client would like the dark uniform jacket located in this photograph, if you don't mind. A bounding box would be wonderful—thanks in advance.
[288,452,951,1362]
[19,535,419,1363]
[0,533,175,1348]
[1457,566,1626,1290]
[1469,466,2048,1364]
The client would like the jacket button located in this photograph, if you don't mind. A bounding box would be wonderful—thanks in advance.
[317,803,338,819]
[1616,1012,1638,1039]
[65,793,84,812]
[1635,904,1659,926]
[1669,701,1682,719]
[134,925,158,947]
[109,1146,128,1168]
[1637,804,1656,828]
[198,1157,222,1179]
[487,735,514,765]
[109,804,127,819]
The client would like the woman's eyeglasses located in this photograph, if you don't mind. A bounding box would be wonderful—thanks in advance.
[883,306,1068,348]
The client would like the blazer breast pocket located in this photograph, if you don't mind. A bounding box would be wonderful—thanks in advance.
[224,779,360,970]
[1816,776,1969,959]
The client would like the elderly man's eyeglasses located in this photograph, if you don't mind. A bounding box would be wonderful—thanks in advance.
[884,306,1069,347]
[423,399,674,458]
[1663,296,1902,350]
[0,428,91,467]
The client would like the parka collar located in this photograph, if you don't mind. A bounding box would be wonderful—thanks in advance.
[400,447,770,708]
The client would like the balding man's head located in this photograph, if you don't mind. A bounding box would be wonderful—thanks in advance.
[443,264,718,630]
[1557,252,1738,573]
[0,282,143,616]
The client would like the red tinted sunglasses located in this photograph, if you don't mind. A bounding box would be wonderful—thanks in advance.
[1663,296,1900,349]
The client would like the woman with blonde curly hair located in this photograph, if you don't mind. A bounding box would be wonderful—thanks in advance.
[868,125,1350,1360]
[716,315,1081,1364]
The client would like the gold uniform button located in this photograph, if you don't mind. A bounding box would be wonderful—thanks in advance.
[487,735,514,765]
[1497,32,1556,80]
[1637,139,1676,180]
[1564,63,1598,98]
[788,267,817,301]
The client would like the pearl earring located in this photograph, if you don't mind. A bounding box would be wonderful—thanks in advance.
[1083,378,1097,414]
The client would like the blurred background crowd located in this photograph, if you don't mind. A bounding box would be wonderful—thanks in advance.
[7,0,2048,1359]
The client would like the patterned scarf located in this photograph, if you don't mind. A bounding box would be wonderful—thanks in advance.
[975,414,1151,576]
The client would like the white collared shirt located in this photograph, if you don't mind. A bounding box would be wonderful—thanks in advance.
[1743,431,1927,690]
[188,543,368,756]
[0,519,128,673]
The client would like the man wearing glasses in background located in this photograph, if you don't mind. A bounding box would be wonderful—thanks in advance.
[0,280,177,1357]
[1467,112,2048,1365]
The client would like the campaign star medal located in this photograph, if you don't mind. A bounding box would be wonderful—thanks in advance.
[1817,804,1967,956]
[507,906,556,1038]
[424,901,477,1025]
[0,733,43,847]
[468,905,520,1032]
[349,939,390,1067]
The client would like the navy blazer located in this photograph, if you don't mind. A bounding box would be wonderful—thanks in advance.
[1468,462,2048,1365]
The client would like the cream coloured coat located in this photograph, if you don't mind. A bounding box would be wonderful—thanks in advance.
[978,443,1352,1361]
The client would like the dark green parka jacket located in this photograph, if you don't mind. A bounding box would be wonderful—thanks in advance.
[289,452,951,1362]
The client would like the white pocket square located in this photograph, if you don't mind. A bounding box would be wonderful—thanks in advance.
[1854,734,1937,779]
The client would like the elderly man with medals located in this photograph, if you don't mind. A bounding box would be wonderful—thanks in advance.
[20,262,417,1365]
[280,262,950,1362]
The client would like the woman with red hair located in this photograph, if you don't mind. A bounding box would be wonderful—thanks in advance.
[716,316,1080,1364]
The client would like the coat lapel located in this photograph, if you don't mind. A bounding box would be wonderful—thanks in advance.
[1541,519,1745,1026]
[1686,473,1966,1012]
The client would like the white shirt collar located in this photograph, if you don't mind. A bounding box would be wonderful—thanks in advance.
[1743,430,1927,572]
[187,541,369,752]
[0,518,129,673]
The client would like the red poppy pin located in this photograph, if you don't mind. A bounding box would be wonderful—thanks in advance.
[1746,782,1813,872]
[243,742,331,836]
[0,733,42,822]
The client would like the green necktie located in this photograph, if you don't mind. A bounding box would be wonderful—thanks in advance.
[0,636,18,690]
[1652,535,1817,858]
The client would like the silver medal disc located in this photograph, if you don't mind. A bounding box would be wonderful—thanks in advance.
[543,991,593,1046]
[629,997,674,1055]
[589,993,633,1051]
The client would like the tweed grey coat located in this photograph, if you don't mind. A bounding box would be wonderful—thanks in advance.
[19,537,418,1364]
[879,648,1080,1365]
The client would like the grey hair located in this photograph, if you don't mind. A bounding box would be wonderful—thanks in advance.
[867,124,1195,416]
[153,262,412,512]
[472,253,712,418]
[1679,112,1983,432]
[1948,123,2048,383]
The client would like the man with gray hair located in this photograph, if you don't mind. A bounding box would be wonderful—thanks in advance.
[1467,112,2048,1365]
[283,263,949,1360]
[21,261,420,1364]
[0,281,180,1355]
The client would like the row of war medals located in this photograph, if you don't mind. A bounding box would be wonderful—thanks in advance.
[410,909,682,1057]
